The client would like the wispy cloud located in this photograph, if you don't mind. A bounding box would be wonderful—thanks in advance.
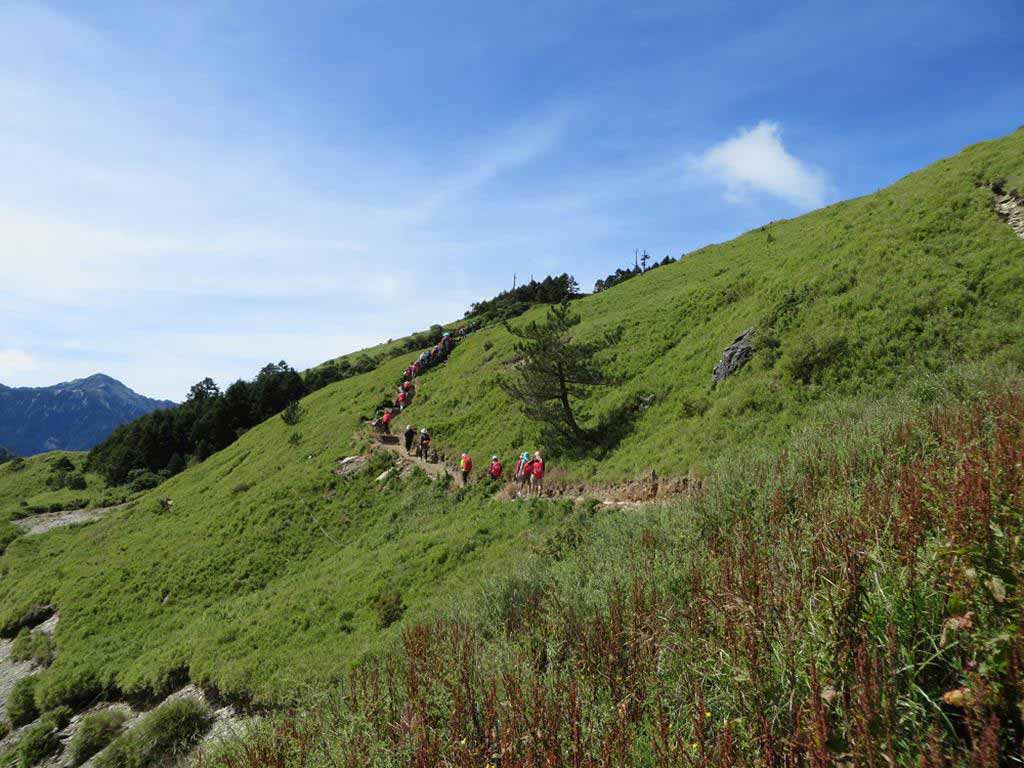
[690,121,827,209]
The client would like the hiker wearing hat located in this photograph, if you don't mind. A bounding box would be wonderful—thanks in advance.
[515,451,532,493]
[530,451,545,496]
[488,455,503,481]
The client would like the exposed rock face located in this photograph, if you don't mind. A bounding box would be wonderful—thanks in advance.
[711,328,755,386]
[994,188,1024,240]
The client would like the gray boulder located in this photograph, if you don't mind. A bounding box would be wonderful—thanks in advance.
[712,328,755,386]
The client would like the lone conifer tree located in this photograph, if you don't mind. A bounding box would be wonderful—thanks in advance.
[501,300,621,447]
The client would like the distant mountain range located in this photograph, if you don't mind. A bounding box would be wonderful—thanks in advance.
[0,374,174,456]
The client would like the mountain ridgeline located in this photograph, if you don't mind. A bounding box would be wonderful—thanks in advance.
[0,374,173,457]
[0,127,1023,767]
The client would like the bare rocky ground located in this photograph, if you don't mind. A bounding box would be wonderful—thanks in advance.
[0,608,247,767]
[0,612,57,756]
[995,187,1024,239]
[13,504,126,537]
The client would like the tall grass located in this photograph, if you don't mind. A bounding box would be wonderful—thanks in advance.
[198,379,1024,766]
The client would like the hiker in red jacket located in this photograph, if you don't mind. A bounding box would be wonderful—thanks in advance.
[460,452,473,484]
[488,455,502,481]
[530,452,545,496]
[402,380,412,392]
[396,390,406,410]
[379,409,392,435]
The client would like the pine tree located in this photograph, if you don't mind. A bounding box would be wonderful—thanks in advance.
[501,300,622,447]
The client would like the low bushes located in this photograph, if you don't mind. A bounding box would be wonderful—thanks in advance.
[7,677,39,727]
[15,707,69,768]
[10,629,56,667]
[68,710,129,766]
[94,698,210,768]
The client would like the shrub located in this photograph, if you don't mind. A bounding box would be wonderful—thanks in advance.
[10,630,56,667]
[126,470,163,493]
[34,668,102,712]
[66,473,88,491]
[8,677,39,727]
[9,456,26,471]
[16,715,62,768]
[281,400,304,426]
[68,710,129,766]
[94,698,211,768]
[51,457,75,473]
[372,590,405,629]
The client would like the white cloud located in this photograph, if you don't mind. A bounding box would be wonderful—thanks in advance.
[0,349,37,376]
[690,120,827,208]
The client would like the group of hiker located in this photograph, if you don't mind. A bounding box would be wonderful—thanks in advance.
[369,324,547,494]
[459,450,545,493]
[372,330,462,435]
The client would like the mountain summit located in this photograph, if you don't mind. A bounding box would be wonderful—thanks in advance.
[0,374,174,456]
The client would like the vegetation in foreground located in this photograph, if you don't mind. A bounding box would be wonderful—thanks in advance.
[95,698,211,768]
[67,709,129,766]
[197,375,1024,766]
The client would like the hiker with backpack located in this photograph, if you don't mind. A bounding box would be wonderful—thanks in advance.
[460,452,473,484]
[530,451,545,496]
[419,429,431,459]
[514,452,532,494]
[488,455,503,481]
[404,425,415,454]
[375,409,392,435]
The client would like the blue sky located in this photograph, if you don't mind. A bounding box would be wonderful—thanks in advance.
[1,0,1021,400]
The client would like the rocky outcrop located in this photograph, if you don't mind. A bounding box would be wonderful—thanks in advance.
[334,455,368,478]
[994,187,1024,240]
[15,505,125,537]
[711,328,755,386]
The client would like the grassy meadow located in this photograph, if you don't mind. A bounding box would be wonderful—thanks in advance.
[0,126,1022,765]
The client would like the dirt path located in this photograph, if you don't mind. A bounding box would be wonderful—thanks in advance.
[373,435,465,485]
[14,504,126,536]
[354,435,696,507]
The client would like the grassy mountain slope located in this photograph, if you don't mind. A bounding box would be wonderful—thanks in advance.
[0,127,1022,719]
[0,452,117,522]
[402,127,1024,480]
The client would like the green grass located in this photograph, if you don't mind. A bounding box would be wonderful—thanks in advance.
[0,452,126,523]
[67,710,129,766]
[94,698,210,768]
[397,127,1024,480]
[10,629,55,667]
[7,677,39,728]
[195,375,1024,766]
[0,126,1021,722]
